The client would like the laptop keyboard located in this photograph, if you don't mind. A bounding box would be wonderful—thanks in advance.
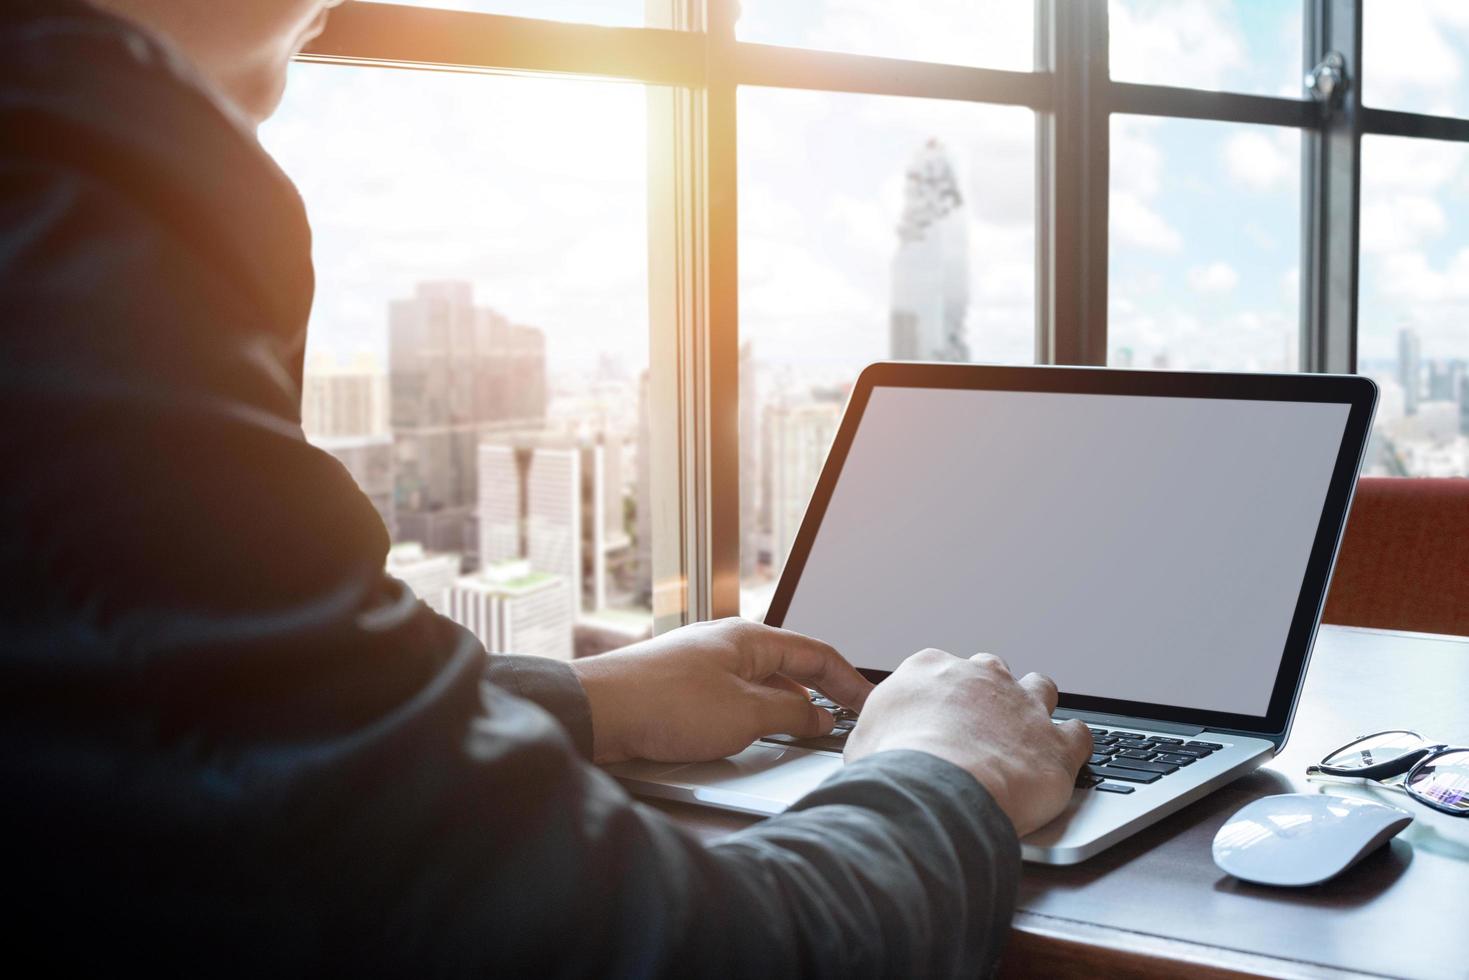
[758,694,857,754]
[759,698,1224,797]
[1078,728,1223,794]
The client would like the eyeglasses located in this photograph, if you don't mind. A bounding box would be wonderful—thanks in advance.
[1305,730,1469,817]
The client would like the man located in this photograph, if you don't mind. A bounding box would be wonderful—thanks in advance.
[0,1,1091,975]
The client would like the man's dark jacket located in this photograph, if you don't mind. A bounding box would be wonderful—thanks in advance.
[0,1,1019,974]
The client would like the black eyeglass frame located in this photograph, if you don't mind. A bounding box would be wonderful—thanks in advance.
[1306,729,1469,817]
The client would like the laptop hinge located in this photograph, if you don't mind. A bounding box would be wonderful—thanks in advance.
[1053,708,1205,737]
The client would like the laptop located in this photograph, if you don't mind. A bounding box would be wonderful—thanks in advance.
[611,363,1377,864]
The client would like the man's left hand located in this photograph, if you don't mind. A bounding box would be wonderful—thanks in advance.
[568,618,873,764]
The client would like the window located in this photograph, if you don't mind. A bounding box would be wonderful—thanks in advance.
[737,89,1035,616]
[1358,136,1469,476]
[289,1,1469,630]
[736,0,1033,71]
[1108,117,1301,372]
[261,65,661,657]
[361,0,647,28]
[1363,0,1469,119]
[1109,0,1304,98]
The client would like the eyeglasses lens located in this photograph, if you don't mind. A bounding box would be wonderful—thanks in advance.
[1321,731,1425,771]
[1407,750,1469,814]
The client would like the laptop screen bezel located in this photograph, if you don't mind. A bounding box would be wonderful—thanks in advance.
[762,362,1378,739]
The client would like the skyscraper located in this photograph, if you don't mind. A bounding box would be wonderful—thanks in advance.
[1460,375,1469,438]
[739,342,761,579]
[448,559,574,661]
[1398,326,1422,417]
[477,443,522,565]
[634,370,653,607]
[385,541,460,615]
[389,281,547,556]
[765,397,843,576]
[301,351,389,439]
[890,139,970,363]
[475,433,632,621]
[526,446,582,619]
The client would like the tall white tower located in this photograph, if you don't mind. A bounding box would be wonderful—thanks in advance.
[478,443,521,565]
[890,139,970,363]
[527,447,583,619]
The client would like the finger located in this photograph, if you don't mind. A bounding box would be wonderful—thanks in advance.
[754,686,835,738]
[744,624,874,710]
[1019,672,1059,714]
[969,652,1012,676]
[761,673,812,699]
[1057,718,1094,771]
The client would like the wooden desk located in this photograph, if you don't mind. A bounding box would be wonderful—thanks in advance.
[648,627,1469,979]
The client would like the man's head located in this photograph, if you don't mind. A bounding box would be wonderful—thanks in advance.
[91,0,348,124]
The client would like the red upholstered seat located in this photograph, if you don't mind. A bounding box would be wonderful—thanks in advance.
[1322,477,1469,638]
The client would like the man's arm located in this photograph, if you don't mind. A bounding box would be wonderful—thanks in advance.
[0,10,1060,975]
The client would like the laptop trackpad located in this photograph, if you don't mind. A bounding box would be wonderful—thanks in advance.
[660,745,844,812]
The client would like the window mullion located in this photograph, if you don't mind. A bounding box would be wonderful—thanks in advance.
[1301,0,1363,375]
[1036,0,1109,366]
[703,0,742,620]
[645,0,738,628]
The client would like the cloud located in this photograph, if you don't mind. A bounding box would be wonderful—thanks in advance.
[793,0,1034,71]
[1361,134,1465,192]
[1111,116,1165,198]
[1224,131,1294,192]
[1109,0,1246,92]
[1373,248,1469,304]
[1364,0,1465,115]
[1110,192,1182,252]
[1186,261,1239,293]
[1360,194,1448,254]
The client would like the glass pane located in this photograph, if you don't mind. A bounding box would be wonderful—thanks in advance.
[260,65,658,659]
[1110,0,1304,97]
[1108,116,1302,371]
[358,0,646,28]
[1322,731,1426,770]
[1358,136,1469,477]
[1408,750,1469,813]
[737,89,1036,617]
[1364,0,1469,118]
[737,0,1033,71]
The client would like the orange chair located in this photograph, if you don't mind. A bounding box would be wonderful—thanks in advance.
[1322,477,1469,637]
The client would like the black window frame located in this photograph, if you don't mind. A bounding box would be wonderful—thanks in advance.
[299,0,1469,623]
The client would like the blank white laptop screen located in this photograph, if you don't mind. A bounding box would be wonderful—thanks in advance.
[778,386,1352,717]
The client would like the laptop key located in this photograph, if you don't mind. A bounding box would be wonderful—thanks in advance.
[1154,752,1196,766]
[1092,735,1119,745]
[1165,746,1211,758]
[760,734,847,753]
[1115,739,1155,750]
[1104,757,1179,775]
[1115,749,1156,760]
[1087,753,1111,766]
[1111,732,1145,740]
[1149,737,1183,745]
[1095,783,1136,795]
[1185,741,1223,751]
[1087,728,1109,737]
[1086,765,1161,784]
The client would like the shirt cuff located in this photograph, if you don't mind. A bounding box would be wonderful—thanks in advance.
[483,654,595,760]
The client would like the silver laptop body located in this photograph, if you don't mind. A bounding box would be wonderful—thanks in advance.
[612,364,1377,865]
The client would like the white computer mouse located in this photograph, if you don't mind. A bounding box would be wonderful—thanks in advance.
[1212,793,1413,887]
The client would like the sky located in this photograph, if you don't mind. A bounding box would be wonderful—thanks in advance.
[259,0,1469,381]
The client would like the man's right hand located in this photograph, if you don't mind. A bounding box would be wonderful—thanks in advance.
[844,649,1092,837]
